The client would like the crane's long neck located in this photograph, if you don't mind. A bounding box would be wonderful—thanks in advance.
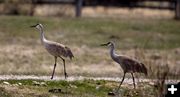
[110,44,117,58]
[39,28,47,45]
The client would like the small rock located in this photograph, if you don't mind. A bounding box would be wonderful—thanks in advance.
[33,81,47,86]
[13,84,19,86]
[3,81,10,85]
[96,85,102,90]
[40,82,47,86]
[32,81,40,86]
[149,82,155,86]
[69,84,77,88]
[18,82,22,86]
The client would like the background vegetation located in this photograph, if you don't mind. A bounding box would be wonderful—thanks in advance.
[0,15,179,96]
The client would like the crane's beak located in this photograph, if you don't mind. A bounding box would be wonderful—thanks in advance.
[30,25,36,28]
[100,43,109,46]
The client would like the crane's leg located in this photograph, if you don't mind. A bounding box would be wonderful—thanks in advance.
[51,56,57,79]
[131,73,136,89]
[117,72,126,92]
[60,57,68,79]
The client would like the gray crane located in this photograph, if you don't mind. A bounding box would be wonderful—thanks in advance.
[31,23,74,79]
[101,41,147,91]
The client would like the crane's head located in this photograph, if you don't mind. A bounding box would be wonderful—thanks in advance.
[31,23,43,30]
[100,41,115,47]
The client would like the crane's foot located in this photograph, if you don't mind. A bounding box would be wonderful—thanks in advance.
[65,73,68,79]
[51,76,54,80]
[50,74,55,80]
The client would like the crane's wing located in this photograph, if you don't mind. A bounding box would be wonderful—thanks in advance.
[121,56,147,75]
[44,41,74,59]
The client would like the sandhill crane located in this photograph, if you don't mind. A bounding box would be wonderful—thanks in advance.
[31,23,74,79]
[101,41,147,91]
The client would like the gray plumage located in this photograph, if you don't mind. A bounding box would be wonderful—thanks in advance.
[45,41,74,59]
[31,23,74,79]
[101,41,147,91]
[113,55,147,75]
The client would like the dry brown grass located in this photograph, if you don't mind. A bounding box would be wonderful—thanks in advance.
[83,7,174,19]
[0,43,179,78]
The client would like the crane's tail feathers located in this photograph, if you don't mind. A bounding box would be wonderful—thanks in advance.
[65,47,74,60]
[140,63,148,76]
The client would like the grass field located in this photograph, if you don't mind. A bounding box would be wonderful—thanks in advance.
[0,16,179,96]
[0,16,180,49]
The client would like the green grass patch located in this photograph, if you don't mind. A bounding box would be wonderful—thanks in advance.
[0,79,156,97]
[0,16,180,49]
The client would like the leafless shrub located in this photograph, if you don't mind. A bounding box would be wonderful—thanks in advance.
[132,40,175,97]
[154,64,169,97]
